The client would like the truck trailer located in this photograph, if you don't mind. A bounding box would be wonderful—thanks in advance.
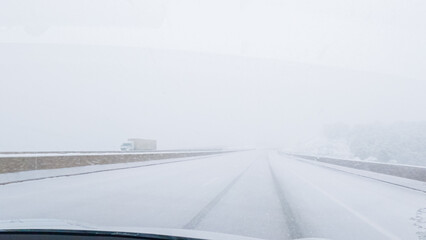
[120,138,157,151]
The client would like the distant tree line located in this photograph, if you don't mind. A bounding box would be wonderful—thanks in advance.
[323,122,426,166]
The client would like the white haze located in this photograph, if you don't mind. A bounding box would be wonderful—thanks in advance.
[1,0,426,151]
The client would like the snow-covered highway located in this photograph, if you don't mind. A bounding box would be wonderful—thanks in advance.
[0,151,425,240]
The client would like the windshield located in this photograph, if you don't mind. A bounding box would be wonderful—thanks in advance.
[1,1,426,240]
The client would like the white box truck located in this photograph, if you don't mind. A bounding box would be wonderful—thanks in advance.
[120,138,157,151]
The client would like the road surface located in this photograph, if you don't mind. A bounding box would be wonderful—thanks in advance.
[0,151,425,240]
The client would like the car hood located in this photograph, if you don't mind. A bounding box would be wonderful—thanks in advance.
[0,219,329,240]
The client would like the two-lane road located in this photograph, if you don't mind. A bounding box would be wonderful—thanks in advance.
[0,151,424,240]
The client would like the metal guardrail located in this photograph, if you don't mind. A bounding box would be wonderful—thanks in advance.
[0,151,230,174]
[285,153,426,182]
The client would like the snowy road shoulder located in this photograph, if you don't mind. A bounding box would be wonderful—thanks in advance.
[285,154,426,193]
[0,153,231,185]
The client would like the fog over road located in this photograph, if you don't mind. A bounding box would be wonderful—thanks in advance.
[0,151,424,240]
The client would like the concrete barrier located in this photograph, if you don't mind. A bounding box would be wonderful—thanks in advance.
[0,152,228,174]
[285,153,426,182]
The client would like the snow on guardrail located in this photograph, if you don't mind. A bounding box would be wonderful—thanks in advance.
[283,152,426,182]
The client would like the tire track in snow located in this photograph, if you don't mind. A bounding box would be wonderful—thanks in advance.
[183,163,253,229]
[268,159,304,240]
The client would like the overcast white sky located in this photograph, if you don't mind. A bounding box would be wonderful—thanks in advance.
[1,0,426,151]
